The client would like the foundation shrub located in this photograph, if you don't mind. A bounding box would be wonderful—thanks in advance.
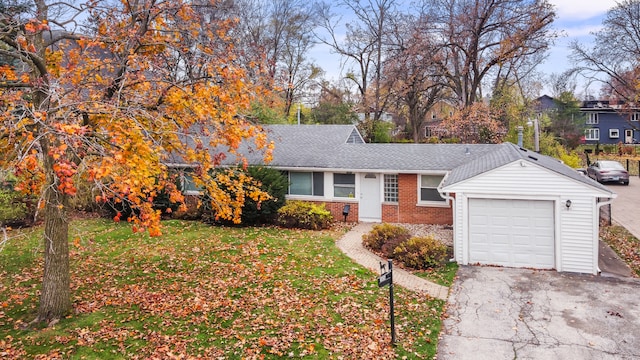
[277,201,333,230]
[362,223,411,256]
[393,236,449,270]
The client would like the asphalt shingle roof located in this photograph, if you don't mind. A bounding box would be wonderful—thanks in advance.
[254,125,498,172]
[442,142,613,194]
[173,124,612,195]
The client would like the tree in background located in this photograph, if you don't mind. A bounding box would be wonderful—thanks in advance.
[316,0,398,142]
[548,92,584,149]
[0,0,272,324]
[383,11,447,143]
[228,0,319,118]
[424,0,557,107]
[570,0,640,105]
[310,81,359,124]
[442,102,505,143]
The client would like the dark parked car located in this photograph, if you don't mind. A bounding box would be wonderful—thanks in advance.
[587,160,629,185]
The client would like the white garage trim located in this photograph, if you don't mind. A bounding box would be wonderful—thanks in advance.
[460,194,561,271]
[468,198,555,269]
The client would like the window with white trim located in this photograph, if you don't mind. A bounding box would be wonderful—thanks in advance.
[384,174,398,202]
[419,175,446,203]
[181,170,202,195]
[632,113,640,122]
[288,171,324,196]
[333,173,355,198]
[586,113,599,124]
[609,129,619,138]
[425,127,432,137]
[585,128,600,141]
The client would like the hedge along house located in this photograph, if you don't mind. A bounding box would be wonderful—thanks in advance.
[170,124,615,274]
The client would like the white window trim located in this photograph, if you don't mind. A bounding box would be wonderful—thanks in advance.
[417,174,449,207]
[632,113,640,122]
[332,173,356,198]
[181,171,202,196]
[586,113,599,125]
[609,128,619,139]
[425,127,432,138]
[288,171,325,197]
[585,128,600,141]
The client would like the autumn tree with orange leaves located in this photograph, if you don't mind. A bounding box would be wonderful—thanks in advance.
[442,102,506,144]
[0,0,272,324]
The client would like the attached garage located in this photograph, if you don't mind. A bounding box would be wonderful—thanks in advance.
[440,144,615,274]
[468,198,555,269]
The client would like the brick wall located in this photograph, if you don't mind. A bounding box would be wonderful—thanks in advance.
[179,174,454,225]
[322,201,359,222]
[382,203,399,223]
[393,174,453,225]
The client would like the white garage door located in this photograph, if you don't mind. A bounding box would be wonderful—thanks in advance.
[469,198,555,269]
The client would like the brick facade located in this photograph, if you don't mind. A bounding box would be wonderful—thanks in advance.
[322,201,359,222]
[308,174,454,225]
[385,174,453,225]
[179,173,453,225]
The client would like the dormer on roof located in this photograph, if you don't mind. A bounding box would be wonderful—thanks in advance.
[346,127,365,144]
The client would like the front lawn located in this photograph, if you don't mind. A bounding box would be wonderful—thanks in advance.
[0,219,446,359]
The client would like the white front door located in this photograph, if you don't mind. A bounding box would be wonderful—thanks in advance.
[359,173,381,222]
[625,129,634,143]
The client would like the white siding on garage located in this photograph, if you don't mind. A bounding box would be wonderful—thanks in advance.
[445,161,608,274]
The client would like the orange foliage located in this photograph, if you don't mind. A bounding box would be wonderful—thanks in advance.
[441,102,506,144]
[0,1,273,235]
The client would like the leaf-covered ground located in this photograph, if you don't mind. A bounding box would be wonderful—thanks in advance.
[601,224,640,276]
[0,219,445,359]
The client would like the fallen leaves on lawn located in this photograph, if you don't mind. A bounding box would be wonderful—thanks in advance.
[1,220,441,358]
[601,225,640,276]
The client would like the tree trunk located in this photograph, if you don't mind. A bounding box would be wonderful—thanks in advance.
[36,159,71,324]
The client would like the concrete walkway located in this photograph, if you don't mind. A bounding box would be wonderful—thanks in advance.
[336,223,450,300]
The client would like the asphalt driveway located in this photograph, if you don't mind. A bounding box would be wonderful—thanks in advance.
[438,266,640,360]
[609,176,640,239]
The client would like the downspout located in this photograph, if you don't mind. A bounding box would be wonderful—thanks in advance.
[438,174,456,262]
[595,196,616,274]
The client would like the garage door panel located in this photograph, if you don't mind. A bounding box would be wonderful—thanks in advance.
[533,219,551,226]
[492,252,510,263]
[492,234,510,245]
[492,215,510,226]
[469,198,555,269]
[512,216,531,227]
[512,234,531,246]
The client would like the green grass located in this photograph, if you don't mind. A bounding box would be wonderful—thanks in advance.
[414,261,459,287]
[0,219,448,359]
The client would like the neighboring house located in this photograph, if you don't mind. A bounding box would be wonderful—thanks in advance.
[581,100,640,145]
[356,111,395,123]
[533,94,556,114]
[420,101,457,141]
[421,119,450,141]
[538,95,640,145]
[171,124,615,275]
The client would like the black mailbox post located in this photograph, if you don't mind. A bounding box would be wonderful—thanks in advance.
[379,260,396,345]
